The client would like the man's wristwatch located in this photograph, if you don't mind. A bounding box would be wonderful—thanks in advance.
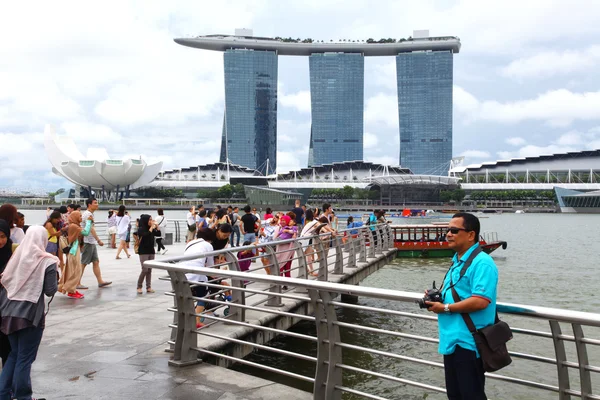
[443,304,451,313]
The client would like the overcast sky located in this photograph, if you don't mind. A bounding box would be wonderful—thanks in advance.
[2,0,600,191]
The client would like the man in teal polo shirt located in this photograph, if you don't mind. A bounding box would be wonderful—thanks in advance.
[426,212,498,400]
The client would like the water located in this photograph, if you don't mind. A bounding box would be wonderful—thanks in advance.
[231,213,600,399]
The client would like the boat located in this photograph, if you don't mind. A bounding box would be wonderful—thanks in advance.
[391,224,507,258]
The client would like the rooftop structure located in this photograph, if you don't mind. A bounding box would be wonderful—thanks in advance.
[174,35,461,56]
[450,149,600,190]
[44,125,162,193]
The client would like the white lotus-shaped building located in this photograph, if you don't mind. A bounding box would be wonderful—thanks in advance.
[44,125,162,191]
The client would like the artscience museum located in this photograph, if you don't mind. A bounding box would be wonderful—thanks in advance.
[44,125,162,200]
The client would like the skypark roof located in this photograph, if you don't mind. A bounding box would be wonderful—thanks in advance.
[174,35,461,56]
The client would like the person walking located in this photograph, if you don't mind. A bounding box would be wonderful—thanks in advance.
[115,205,131,259]
[155,208,168,255]
[136,214,160,294]
[59,211,92,299]
[229,206,241,247]
[0,220,14,367]
[43,211,62,256]
[107,210,117,249]
[79,198,111,289]
[0,226,58,400]
[185,206,196,243]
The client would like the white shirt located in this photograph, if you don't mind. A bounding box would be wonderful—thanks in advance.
[81,210,97,244]
[183,239,214,282]
[116,215,131,236]
[186,212,195,226]
[155,215,168,233]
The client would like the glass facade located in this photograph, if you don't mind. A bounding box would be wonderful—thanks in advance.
[308,53,364,167]
[396,51,453,174]
[221,49,278,174]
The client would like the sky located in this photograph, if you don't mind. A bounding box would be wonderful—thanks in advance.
[2,0,600,192]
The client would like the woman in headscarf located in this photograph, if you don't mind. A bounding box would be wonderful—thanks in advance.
[0,204,25,244]
[58,211,92,299]
[0,220,13,367]
[0,226,58,400]
[136,214,161,294]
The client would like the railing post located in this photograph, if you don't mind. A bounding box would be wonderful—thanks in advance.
[366,228,376,258]
[322,291,342,400]
[549,320,572,400]
[346,234,356,269]
[223,252,245,322]
[313,237,329,281]
[386,224,393,249]
[333,235,343,275]
[168,271,200,367]
[263,244,284,307]
[308,289,328,400]
[375,225,384,254]
[572,324,592,398]
[295,241,308,280]
[358,228,367,263]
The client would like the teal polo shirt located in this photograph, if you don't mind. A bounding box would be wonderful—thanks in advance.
[438,243,498,356]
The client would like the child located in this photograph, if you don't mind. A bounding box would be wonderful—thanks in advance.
[237,240,253,272]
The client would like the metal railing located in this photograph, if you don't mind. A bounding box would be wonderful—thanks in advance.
[92,220,186,244]
[145,224,600,399]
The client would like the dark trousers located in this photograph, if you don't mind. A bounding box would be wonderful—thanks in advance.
[0,326,44,400]
[156,238,166,252]
[444,345,487,400]
[0,332,10,367]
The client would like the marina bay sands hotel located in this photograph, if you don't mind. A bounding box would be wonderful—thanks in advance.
[175,30,460,175]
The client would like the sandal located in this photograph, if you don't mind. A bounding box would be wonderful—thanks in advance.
[115,256,121,260]
[137,288,143,294]
[146,288,155,293]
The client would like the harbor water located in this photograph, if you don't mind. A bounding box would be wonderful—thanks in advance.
[231,213,600,399]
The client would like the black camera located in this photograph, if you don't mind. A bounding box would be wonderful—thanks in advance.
[417,281,443,309]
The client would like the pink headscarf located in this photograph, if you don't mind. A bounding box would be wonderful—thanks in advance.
[280,215,291,226]
[1,225,59,303]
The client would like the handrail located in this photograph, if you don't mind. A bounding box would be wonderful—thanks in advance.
[144,223,600,399]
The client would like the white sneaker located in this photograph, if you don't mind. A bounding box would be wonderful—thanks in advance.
[162,249,168,255]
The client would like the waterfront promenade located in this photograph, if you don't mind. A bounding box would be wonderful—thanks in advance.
[31,242,311,400]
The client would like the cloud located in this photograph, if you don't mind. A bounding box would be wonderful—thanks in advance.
[506,137,526,146]
[364,132,379,149]
[500,46,600,80]
[460,150,491,159]
[455,87,600,127]
[364,93,398,128]
[279,90,311,114]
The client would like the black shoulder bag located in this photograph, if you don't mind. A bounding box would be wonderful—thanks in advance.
[447,246,513,372]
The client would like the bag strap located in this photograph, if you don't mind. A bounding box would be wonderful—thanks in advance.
[448,246,500,333]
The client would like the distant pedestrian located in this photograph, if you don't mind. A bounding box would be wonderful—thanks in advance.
[241,206,258,245]
[107,210,117,249]
[43,211,62,256]
[0,226,58,400]
[0,220,14,367]
[136,214,160,294]
[186,206,196,243]
[263,207,274,221]
[155,208,168,255]
[0,204,24,244]
[291,200,304,230]
[59,211,92,299]
[229,206,241,247]
[16,212,29,234]
[115,205,131,259]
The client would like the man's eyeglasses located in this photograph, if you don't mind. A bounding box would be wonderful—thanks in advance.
[446,227,471,234]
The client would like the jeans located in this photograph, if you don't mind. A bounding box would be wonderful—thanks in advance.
[443,345,487,400]
[138,254,155,289]
[243,233,255,246]
[0,326,44,400]
[230,226,241,247]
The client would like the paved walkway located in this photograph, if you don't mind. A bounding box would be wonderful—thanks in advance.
[30,241,310,400]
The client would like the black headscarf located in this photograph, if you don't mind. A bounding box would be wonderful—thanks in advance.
[0,220,13,274]
[138,214,151,234]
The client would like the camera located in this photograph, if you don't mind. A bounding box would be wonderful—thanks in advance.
[417,281,443,309]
